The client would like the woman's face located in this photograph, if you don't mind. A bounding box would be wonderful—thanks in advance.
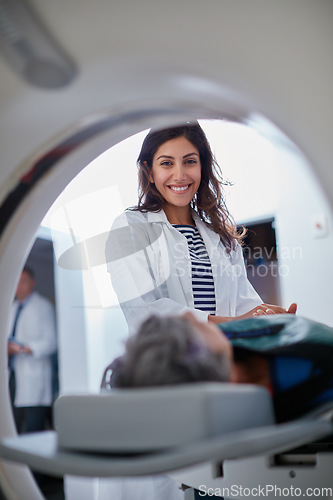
[150,136,201,211]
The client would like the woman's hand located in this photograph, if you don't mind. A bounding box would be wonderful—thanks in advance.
[209,303,297,323]
[245,302,297,318]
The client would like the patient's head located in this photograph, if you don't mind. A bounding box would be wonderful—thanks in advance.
[108,314,232,389]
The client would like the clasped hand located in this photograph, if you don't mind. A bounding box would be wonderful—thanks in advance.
[209,303,297,324]
[8,341,32,356]
[245,302,297,318]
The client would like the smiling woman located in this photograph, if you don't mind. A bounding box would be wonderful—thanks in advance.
[106,122,296,334]
[135,122,241,250]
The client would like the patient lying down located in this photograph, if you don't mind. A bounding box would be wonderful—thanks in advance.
[103,313,333,423]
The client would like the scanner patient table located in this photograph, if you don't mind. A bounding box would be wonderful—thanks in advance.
[1,383,333,498]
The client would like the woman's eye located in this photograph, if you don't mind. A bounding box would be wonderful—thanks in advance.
[161,161,172,166]
[185,159,197,165]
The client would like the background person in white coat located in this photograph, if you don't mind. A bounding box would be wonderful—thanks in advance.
[107,122,297,335]
[8,266,57,434]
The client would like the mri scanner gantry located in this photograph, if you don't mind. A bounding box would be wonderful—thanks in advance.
[0,1,332,499]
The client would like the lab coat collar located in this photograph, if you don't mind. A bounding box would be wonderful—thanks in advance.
[147,210,171,226]
[192,212,221,248]
[147,209,221,247]
[15,291,35,307]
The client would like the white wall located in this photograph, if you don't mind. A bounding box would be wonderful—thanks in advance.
[54,257,88,393]
[275,147,333,325]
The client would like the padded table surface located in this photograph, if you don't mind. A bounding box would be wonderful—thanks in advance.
[1,383,332,477]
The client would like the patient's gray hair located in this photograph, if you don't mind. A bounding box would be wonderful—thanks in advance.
[103,315,231,389]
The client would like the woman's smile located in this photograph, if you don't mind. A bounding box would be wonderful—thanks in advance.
[168,183,192,193]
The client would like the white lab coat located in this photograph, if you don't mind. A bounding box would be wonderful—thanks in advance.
[106,209,262,333]
[8,292,57,407]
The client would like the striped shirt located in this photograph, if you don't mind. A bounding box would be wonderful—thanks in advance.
[173,225,216,315]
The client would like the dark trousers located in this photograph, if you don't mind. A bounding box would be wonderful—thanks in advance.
[12,406,51,434]
[9,370,51,434]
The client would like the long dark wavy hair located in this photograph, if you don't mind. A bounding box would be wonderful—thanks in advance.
[132,121,244,251]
